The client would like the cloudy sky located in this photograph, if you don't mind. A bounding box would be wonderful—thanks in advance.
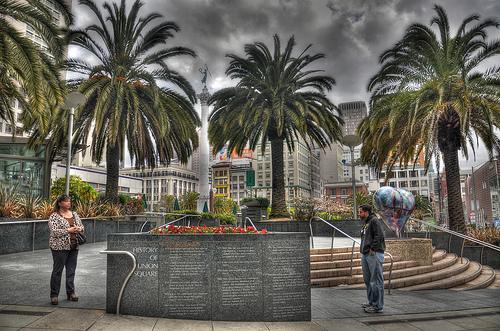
[70,0,500,170]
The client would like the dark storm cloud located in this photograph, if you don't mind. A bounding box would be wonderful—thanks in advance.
[70,0,500,167]
[71,0,500,102]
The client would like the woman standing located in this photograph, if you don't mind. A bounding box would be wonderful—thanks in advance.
[48,194,84,305]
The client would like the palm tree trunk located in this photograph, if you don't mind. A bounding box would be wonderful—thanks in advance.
[106,141,120,204]
[443,149,466,232]
[269,137,289,218]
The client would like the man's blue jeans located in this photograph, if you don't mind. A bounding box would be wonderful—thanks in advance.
[361,252,384,310]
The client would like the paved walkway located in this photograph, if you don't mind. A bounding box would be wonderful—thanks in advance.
[0,239,499,330]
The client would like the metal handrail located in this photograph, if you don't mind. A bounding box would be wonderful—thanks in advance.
[309,216,394,294]
[408,218,500,264]
[99,250,136,315]
[243,217,258,230]
[164,214,201,227]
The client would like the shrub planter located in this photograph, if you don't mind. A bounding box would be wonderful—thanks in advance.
[105,232,311,321]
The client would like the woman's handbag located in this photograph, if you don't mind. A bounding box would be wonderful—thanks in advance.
[76,232,87,245]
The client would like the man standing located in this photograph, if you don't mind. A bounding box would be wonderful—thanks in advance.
[359,204,386,313]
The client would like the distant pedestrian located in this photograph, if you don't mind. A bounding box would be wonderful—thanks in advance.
[48,194,84,305]
[359,204,385,313]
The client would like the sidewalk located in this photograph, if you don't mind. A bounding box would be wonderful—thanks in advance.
[1,240,499,330]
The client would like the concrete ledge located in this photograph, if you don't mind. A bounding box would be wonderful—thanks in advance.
[406,232,500,269]
[105,232,311,322]
[385,238,433,266]
[0,216,162,255]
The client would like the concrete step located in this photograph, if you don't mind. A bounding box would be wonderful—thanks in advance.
[400,259,481,290]
[310,247,356,255]
[313,253,459,288]
[485,270,500,289]
[311,259,419,279]
[310,251,362,262]
[310,250,448,286]
[449,265,496,290]
[311,255,403,270]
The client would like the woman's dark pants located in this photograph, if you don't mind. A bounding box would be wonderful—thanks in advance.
[50,246,78,298]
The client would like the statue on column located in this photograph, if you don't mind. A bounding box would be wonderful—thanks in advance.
[199,64,211,88]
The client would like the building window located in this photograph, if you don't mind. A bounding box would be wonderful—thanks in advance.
[265,181,270,187]
[265,172,270,179]
[410,180,419,187]
[288,170,294,177]
[421,180,428,187]
[258,164,263,170]
[265,163,270,170]
[409,171,418,177]
[265,154,270,161]
[341,188,347,195]
[399,171,407,178]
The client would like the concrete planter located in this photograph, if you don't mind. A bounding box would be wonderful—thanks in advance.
[105,232,311,322]
[242,200,262,207]
[405,232,500,269]
[0,216,161,255]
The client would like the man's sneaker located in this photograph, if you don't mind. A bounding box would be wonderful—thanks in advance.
[364,307,383,313]
[362,302,371,308]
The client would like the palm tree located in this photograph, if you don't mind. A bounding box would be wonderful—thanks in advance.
[359,5,500,232]
[413,195,433,220]
[0,0,72,135]
[209,35,343,218]
[68,0,200,203]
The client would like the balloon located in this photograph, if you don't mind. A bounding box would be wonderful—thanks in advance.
[373,186,415,237]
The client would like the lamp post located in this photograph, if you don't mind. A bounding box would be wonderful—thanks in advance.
[341,134,362,219]
[60,92,86,195]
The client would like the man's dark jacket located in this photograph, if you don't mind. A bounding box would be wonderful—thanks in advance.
[360,213,386,254]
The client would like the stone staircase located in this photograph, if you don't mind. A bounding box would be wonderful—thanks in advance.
[310,247,498,290]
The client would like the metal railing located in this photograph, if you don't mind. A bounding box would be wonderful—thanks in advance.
[243,217,258,230]
[99,250,136,315]
[309,216,394,294]
[407,218,500,264]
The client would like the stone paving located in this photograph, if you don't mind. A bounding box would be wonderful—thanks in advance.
[0,239,499,330]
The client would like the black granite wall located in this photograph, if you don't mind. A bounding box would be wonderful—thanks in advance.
[255,219,396,239]
[0,217,161,255]
[105,232,311,322]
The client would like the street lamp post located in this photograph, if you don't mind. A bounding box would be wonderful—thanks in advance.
[342,134,362,219]
[60,93,86,195]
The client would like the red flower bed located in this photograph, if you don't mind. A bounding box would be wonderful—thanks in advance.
[149,225,268,234]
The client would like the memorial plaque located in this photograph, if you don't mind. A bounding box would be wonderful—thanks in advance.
[211,241,263,321]
[158,240,211,320]
[106,235,159,317]
[263,239,311,321]
[105,233,310,322]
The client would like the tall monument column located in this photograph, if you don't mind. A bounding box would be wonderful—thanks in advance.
[197,85,210,212]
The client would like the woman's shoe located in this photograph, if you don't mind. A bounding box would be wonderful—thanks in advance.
[51,297,58,305]
[67,294,78,301]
